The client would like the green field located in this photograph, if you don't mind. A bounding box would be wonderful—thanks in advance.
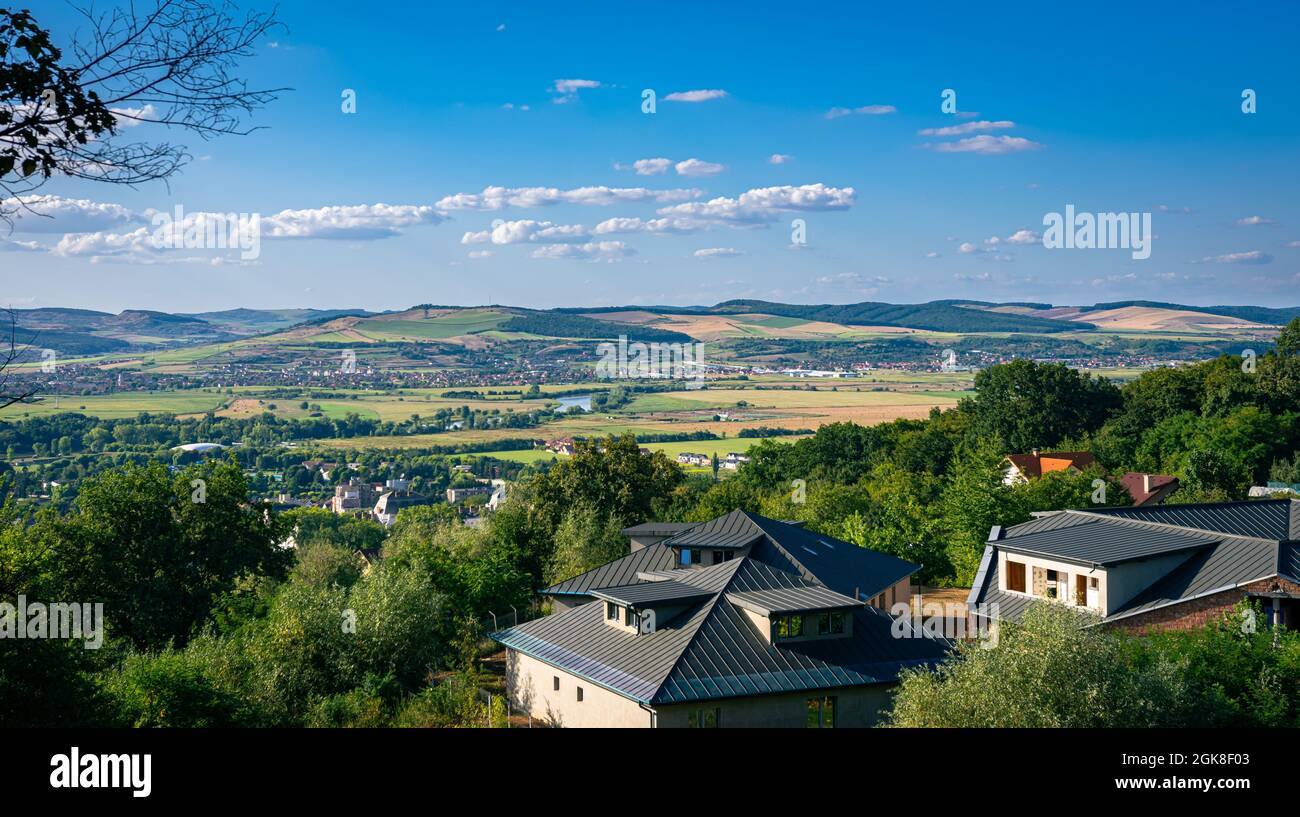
[11,391,228,419]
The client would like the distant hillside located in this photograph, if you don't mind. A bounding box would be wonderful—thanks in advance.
[184,308,375,334]
[1081,301,1300,326]
[499,310,695,343]
[713,300,1090,333]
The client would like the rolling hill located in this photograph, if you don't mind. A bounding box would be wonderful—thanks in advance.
[11,299,1289,359]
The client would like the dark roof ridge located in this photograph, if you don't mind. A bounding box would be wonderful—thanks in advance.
[1061,507,1283,545]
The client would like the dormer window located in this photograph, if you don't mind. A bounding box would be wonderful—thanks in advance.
[677,547,701,567]
[606,602,618,620]
[710,549,736,565]
[774,614,804,639]
[817,612,845,635]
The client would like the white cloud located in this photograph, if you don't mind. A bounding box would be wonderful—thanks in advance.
[1005,229,1041,244]
[0,239,46,252]
[663,89,728,103]
[593,216,703,235]
[694,247,743,258]
[656,183,855,226]
[825,105,896,119]
[1235,215,1275,226]
[53,227,157,258]
[5,195,141,233]
[630,158,672,175]
[917,119,1015,137]
[109,104,158,128]
[1158,204,1196,214]
[925,251,941,258]
[468,249,492,259]
[768,153,792,164]
[531,240,633,260]
[923,135,1044,154]
[260,203,444,240]
[461,219,589,245]
[1285,240,1300,248]
[674,158,725,177]
[435,185,702,211]
[1200,250,1272,265]
[551,79,601,103]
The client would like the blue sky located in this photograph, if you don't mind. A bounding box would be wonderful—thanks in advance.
[4,0,1299,313]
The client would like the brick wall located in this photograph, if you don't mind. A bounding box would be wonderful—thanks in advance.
[1106,575,1300,633]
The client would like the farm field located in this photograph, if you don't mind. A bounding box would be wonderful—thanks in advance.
[10,391,228,419]
[479,435,790,466]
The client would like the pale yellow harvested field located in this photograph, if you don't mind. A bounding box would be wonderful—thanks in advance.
[1076,306,1270,333]
[646,388,956,409]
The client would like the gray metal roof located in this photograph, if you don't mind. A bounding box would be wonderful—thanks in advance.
[1281,542,1300,583]
[544,508,917,603]
[661,509,765,548]
[495,526,949,705]
[1087,499,1295,540]
[541,542,677,596]
[1108,536,1279,621]
[620,522,697,537]
[971,500,1293,626]
[725,584,862,616]
[995,517,1219,566]
[591,580,714,607]
[745,514,919,600]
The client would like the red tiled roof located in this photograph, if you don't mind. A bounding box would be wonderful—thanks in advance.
[1003,451,1096,478]
[1120,472,1180,506]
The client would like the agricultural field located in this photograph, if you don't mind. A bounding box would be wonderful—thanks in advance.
[484,436,791,466]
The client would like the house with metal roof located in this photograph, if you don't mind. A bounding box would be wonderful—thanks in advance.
[967,499,1300,634]
[491,509,950,728]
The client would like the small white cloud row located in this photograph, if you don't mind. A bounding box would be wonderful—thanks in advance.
[618,157,726,177]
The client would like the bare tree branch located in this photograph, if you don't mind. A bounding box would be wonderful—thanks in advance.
[0,1,288,224]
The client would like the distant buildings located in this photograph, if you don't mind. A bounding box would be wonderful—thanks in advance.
[719,453,750,471]
[1120,472,1179,506]
[1001,450,1096,486]
[373,491,432,526]
[446,485,493,503]
[676,452,709,466]
[330,479,377,514]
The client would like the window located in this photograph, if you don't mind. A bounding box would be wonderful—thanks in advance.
[806,696,836,728]
[817,612,845,635]
[606,602,617,620]
[677,548,700,566]
[1046,569,1059,599]
[687,708,720,728]
[576,686,583,702]
[1006,560,1026,593]
[624,607,637,628]
[710,549,736,565]
[775,614,804,639]
[553,676,560,691]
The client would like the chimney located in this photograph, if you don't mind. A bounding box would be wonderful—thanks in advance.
[1031,448,1040,458]
[1143,473,1153,494]
[988,525,1002,542]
